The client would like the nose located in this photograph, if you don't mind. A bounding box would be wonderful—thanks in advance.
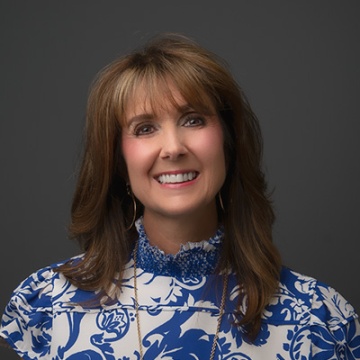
[159,128,188,160]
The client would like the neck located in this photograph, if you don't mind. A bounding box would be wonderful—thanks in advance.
[142,204,219,255]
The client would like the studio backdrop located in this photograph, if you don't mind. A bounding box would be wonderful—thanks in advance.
[1,2,359,358]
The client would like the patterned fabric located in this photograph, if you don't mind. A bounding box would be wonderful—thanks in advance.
[135,219,224,277]
[1,219,359,359]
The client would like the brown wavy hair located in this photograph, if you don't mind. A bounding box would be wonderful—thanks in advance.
[57,33,281,340]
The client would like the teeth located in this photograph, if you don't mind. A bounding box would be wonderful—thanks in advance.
[157,172,197,184]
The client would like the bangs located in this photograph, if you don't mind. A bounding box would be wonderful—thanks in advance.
[114,59,220,126]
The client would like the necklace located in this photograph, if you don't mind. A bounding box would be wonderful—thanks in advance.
[133,238,228,360]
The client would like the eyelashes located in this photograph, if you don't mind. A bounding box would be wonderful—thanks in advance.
[183,115,206,127]
[132,114,206,137]
[133,124,156,136]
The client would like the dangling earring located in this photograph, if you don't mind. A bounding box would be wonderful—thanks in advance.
[218,192,225,213]
[126,184,137,230]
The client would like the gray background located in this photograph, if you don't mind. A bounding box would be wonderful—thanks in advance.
[1,1,359,358]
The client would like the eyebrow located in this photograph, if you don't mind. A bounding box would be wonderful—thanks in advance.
[126,104,196,127]
[126,113,155,127]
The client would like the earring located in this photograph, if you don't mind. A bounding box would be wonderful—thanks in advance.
[218,192,225,213]
[126,184,137,230]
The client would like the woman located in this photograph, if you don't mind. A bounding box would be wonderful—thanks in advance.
[1,34,359,359]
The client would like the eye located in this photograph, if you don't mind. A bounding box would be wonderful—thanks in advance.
[134,123,155,136]
[183,114,205,127]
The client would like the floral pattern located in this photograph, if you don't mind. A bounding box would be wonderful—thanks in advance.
[1,219,359,359]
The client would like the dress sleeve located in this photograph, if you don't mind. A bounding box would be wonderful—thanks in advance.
[311,282,360,359]
[0,266,55,360]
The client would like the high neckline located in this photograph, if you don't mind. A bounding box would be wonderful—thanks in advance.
[134,217,224,278]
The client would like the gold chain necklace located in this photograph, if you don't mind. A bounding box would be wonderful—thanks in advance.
[133,238,228,360]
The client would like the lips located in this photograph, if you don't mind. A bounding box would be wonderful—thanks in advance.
[156,171,198,184]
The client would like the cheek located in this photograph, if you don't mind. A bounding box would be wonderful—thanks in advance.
[121,137,133,164]
[121,137,140,177]
[197,126,226,170]
[121,137,155,178]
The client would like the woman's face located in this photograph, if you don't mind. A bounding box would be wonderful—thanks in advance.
[121,83,226,221]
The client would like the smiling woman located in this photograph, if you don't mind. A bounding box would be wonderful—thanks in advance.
[1,34,359,359]
[122,83,226,249]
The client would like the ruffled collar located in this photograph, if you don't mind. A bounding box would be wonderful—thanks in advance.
[134,217,224,278]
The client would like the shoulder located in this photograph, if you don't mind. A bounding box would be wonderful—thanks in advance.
[4,255,84,310]
[0,256,83,358]
[266,267,358,325]
[260,268,360,357]
[4,264,58,316]
[282,267,357,320]
[277,268,360,356]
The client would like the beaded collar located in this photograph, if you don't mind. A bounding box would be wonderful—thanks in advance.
[134,217,224,278]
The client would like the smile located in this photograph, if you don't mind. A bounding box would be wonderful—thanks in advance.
[156,172,198,184]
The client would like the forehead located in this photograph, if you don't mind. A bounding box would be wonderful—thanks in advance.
[122,78,216,125]
[125,82,186,118]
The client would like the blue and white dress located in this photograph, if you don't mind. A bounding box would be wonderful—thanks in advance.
[1,219,360,359]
